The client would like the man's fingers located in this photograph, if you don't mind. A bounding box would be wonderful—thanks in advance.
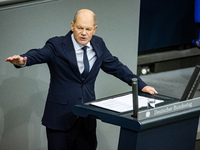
[5,55,26,65]
[142,86,158,95]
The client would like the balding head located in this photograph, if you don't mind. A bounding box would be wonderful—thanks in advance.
[73,9,97,26]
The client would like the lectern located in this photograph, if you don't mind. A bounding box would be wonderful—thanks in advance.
[73,91,200,150]
[73,66,200,149]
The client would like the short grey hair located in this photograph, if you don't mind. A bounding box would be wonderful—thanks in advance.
[73,10,97,26]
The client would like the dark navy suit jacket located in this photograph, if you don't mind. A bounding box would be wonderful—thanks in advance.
[20,31,147,131]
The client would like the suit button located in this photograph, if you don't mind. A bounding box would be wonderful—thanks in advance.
[78,97,82,101]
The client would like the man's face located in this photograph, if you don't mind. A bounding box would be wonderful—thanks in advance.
[71,13,97,46]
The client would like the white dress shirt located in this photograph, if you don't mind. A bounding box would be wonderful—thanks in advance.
[71,33,97,74]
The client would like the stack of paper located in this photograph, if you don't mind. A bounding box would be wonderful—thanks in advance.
[90,94,163,113]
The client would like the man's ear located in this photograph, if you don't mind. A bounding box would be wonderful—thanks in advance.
[71,22,74,32]
[93,25,98,34]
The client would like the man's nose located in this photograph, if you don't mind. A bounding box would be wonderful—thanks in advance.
[82,29,86,35]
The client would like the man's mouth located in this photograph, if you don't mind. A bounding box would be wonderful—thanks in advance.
[80,37,87,41]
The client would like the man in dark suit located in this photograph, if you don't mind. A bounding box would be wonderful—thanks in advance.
[6,9,157,150]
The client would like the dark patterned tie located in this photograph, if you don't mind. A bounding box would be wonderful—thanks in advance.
[81,46,89,78]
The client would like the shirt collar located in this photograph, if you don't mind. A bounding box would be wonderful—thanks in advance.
[71,33,91,51]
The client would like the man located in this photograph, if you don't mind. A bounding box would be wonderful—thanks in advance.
[6,9,157,150]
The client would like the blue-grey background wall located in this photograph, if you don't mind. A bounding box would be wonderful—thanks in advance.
[0,0,140,149]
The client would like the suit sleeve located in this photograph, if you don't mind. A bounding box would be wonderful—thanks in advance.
[19,38,57,66]
[100,40,147,91]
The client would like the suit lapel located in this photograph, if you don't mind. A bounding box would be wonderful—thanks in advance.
[85,37,102,78]
[62,32,81,78]
[90,37,101,58]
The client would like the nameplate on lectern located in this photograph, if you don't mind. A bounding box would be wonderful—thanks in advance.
[138,97,200,120]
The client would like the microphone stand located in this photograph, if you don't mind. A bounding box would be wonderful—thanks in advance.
[132,78,138,119]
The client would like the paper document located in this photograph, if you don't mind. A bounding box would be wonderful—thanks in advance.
[90,94,164,113]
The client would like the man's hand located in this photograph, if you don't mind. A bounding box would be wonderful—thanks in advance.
[142,86,158,95]
[5,55,27,66]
